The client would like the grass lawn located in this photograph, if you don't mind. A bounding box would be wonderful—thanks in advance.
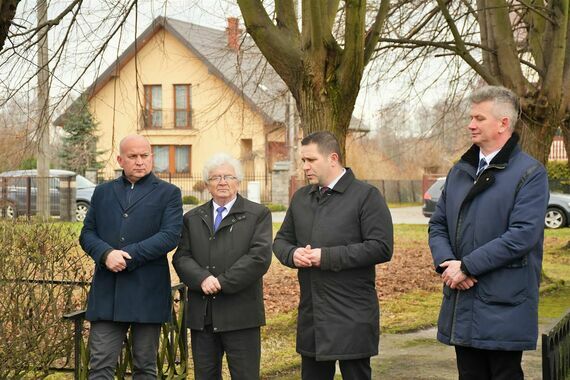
[44,223,570,379]
[259,225,570,378]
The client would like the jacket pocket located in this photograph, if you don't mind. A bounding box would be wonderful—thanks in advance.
[476,264,528,305]
[437,286,454,338]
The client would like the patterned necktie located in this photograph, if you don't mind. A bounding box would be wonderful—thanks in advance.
[214,206,226,231]
[477,158,487,175]
[320,186,330,195]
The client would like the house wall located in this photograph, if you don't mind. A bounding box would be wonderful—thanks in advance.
[89,28,272,179]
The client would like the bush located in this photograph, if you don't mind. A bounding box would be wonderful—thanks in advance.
[182,195,200,205]
[192,181,208,193]
[266,203,287,212]
[0,220,90,378]
[547,161,570,180]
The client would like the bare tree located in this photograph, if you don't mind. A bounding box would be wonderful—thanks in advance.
[235,0,390,157]
[377,0,570,164]
[0,0,18,51]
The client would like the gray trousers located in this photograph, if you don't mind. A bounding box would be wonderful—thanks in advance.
[88,321,161,380]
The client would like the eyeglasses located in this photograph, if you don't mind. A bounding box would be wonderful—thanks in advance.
[208,175,238,183]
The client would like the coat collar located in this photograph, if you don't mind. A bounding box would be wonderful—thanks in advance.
[308,167,355,195]
[196,193,247,234]
[460,133,520,203]
[112,171,159,211]
[461,132,520,168]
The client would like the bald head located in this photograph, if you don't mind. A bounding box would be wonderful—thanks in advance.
[119,135,151,155]
[117,135,153,183]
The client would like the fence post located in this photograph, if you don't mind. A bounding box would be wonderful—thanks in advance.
[26,176,31,218]
[59,176,76,222]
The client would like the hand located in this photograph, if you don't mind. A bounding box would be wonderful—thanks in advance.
[306,248,322,267]
[440,260,467,289]
[105,250,132,272]
[201,275,222,295]
[456,276,478,291]
[293,245,312,268]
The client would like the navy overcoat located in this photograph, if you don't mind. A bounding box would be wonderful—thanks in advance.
[429,134,549,351]
[79,172,183,323]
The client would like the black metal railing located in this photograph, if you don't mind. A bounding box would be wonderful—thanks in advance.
[542,308,570,380]
[64,283,188,379]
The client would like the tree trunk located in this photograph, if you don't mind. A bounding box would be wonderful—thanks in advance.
[517,111,557,165]
[295,75,355,163]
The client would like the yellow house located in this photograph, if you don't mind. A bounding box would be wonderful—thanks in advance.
[55,16,369,201]
[57,16,290,182]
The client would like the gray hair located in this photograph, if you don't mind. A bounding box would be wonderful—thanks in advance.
[469,85,520,130]
[202,153,243,182]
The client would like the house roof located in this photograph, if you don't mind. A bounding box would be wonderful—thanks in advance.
[55,16,369,132]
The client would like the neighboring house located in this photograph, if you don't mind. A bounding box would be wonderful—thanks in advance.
[55,16,369,187]
[549,135,568,161]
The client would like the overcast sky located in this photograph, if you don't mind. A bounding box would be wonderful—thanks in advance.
[3,0,462,131]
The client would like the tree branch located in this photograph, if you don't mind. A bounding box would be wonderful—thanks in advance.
[339,0,366,90]
[275,0,300,41]
[484,0,529,92]
[308,0,324,54]
[542,0,568,101]
[237,0,303,87]
[364,0,389,66]
[437,0,498,84]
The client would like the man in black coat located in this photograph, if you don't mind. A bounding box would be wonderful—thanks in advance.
[274,131,393,380]
[173,153,272,380]
[80,135,183,379]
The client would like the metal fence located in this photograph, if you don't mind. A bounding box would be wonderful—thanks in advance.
[63,283,188,379]
[363,179,423,203]
[129,172,273,204]
[542,308,570,380]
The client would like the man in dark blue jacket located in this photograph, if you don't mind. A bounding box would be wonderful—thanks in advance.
[80,135,183,379]
[429,86,549,380]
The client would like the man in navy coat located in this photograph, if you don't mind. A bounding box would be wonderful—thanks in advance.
[80,135,183,379]
[429,86,548,379]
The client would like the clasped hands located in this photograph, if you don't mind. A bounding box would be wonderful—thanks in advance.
[440,260,477,291]
[293,245,321,268]
[105,250,132,272]
[201,275,221,295]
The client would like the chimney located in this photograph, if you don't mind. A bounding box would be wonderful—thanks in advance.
[226,17,240,51]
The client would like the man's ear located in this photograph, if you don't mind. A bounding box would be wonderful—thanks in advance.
[329,152,340,165]
[499,117,510,133]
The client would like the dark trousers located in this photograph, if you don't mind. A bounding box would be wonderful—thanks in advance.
[455,345,524,380]
[88,321,161,380]
[301,355,371,380]
[191,326,261,380]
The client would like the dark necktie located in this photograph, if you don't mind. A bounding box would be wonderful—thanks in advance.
[477,158,487,175]
[214,206,226,231]
[320,186,330,195]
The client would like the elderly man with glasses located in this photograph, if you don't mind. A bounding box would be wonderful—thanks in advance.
[173,153,273,380]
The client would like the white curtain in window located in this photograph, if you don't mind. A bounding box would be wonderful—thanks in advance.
[153,146,169,173]
[175,146,189,173]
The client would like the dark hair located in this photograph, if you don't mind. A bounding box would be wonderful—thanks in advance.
[301,131,343,162]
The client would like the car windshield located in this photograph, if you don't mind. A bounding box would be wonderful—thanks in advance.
[76,175,96,188]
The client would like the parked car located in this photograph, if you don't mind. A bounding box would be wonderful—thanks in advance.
[0,169,96,222]
[422,177,570,229]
